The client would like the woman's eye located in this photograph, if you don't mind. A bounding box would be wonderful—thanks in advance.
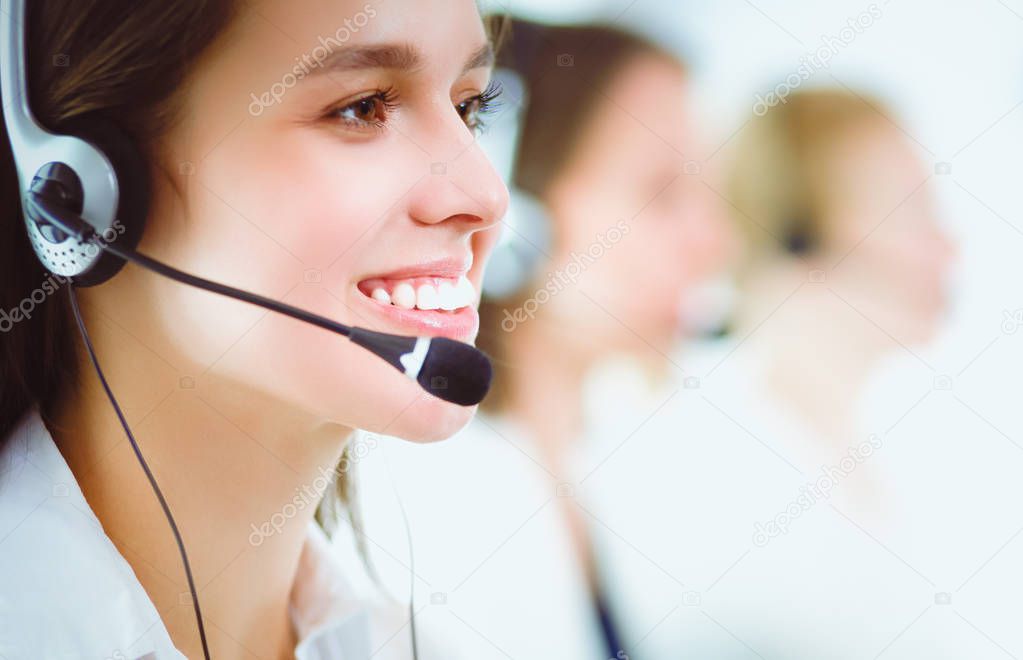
[457,80,503,133]
[328,89,398,130]
[457,98,484,130]
[325,82,502,134]
[344,98,384,123]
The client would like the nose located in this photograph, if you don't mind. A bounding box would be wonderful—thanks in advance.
[406,118,509,232]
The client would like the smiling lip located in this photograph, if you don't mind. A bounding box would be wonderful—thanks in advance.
[356,301,480,341]
[360,257,472,282]
[354,257,479,341]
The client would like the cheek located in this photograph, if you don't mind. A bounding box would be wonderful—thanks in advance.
[903,245,949,314]
[631,208,698,289]
[212,284,475,438]
[167,131,471,434]
[585,223,687,332]
[847,229,945,330]
[872,228,936,291]
[209,129,425,267]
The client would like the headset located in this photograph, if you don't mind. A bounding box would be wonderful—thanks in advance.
[1,0,494,656]
[478,66,552,301]
[474,18,560,303]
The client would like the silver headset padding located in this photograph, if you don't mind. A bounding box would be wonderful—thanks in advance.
[1,0,119,278]
[478,68,552,300]
[485,188,551,299]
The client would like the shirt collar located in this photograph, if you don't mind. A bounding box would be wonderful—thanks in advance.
[0,407,411,660]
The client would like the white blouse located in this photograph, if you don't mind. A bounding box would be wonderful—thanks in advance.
[0,407,447,660]
[354,412,608,660]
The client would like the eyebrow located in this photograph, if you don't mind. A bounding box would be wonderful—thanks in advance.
[312,42,494,76]
[462,43,495,73]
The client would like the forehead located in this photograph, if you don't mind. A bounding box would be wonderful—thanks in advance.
[579,56,692,167]
[241,0,488,63]
[177,0,490,125]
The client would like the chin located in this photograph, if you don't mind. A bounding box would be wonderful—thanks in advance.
[382,396,478,443]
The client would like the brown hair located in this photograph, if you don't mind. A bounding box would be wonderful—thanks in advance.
[0,1,237,440]
[477,18,682,411]
[726,88,892,275]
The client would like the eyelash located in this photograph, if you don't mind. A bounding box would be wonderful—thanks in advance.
[460,79,503,132]
[325,79,503,134]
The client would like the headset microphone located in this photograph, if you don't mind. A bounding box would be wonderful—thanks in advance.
[26,193,492,406]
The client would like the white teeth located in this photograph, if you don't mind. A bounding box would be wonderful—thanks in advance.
[367,276,477,311]
[416,284,440,310]
[437,281,458,311]
[371,288,391,305]
[392,282,416,309]
[456,276,475,304]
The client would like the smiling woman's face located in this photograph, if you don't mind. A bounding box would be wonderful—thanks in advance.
[99,0,508,441]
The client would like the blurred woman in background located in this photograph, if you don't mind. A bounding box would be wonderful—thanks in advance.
[725,89,955,485]
[619,88,959,658]
[356,17,730,660]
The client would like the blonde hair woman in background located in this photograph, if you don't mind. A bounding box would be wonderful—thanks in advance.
[727,89,955,462]
[611,88,960,658]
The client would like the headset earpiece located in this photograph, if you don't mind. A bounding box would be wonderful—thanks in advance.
[783,214,817,256]
[1,0,149,287]
[56,117,151,286]
[477,67,553,301]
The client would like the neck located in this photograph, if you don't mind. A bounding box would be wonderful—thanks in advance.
[50,302,352,659]
[501,315,605,581]
[502,317,590,479]
[762,331,877,440]
[739,265,886,443]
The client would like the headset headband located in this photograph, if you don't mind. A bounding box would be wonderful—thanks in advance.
[1,0,123,281]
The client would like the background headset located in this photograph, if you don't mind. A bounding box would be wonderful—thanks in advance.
[0,0,498,656]
[478,66,553,301]
[477,19,554,302]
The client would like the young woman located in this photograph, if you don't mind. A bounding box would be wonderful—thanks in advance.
[355,18,730,660]
[0,1,508,658]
